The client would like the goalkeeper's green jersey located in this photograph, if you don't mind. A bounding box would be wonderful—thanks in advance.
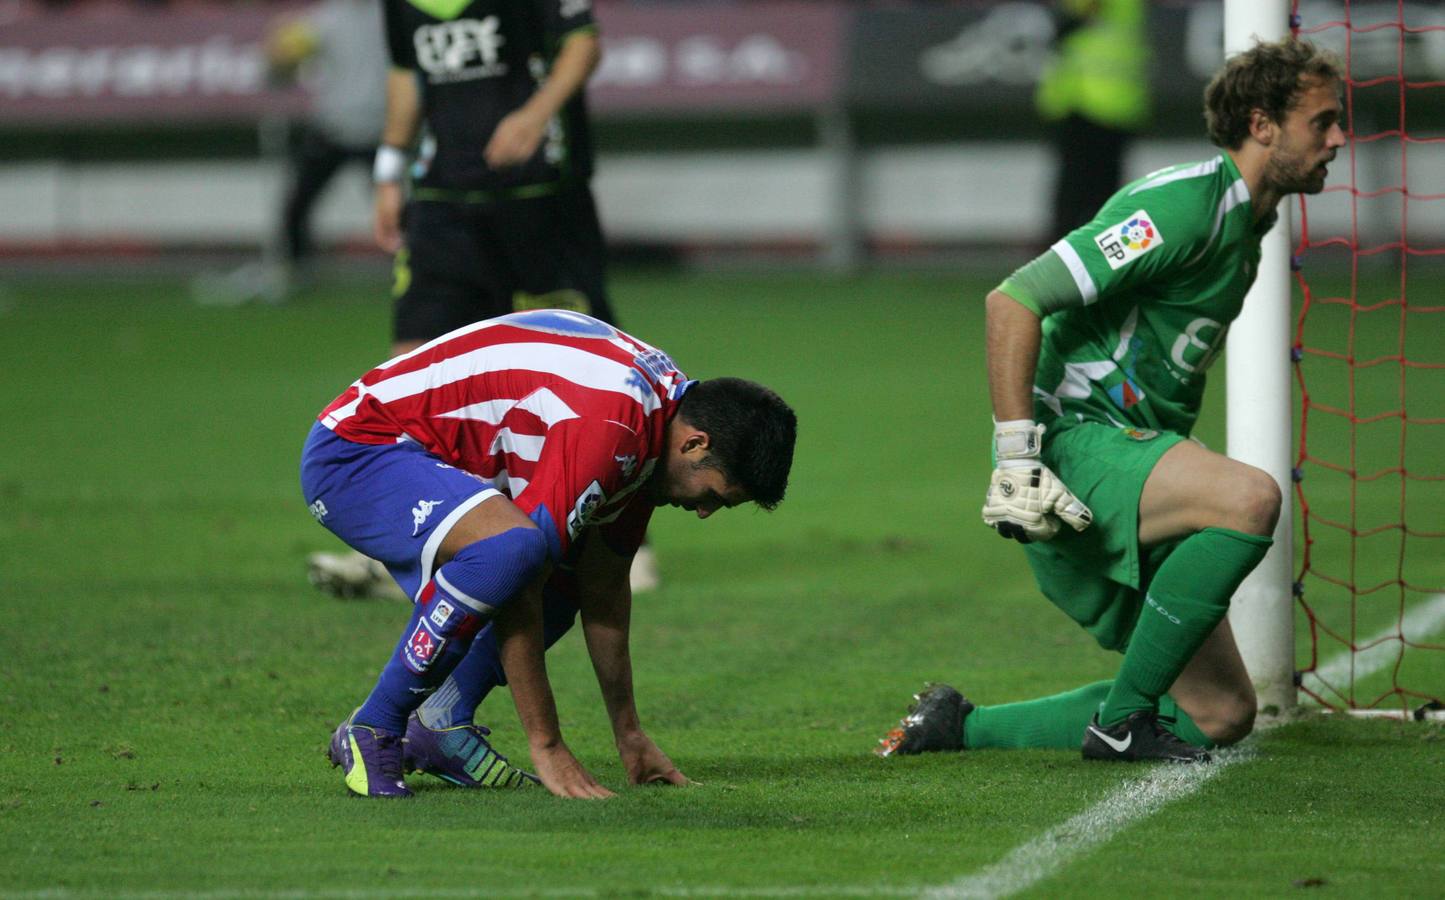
[998,153,1275,439]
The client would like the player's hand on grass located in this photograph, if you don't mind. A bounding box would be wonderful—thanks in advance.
[617,731,689,787]
[485,110,547,169]
[373,182,404,254]
[531,741,616,799]
[981,419,1092,543]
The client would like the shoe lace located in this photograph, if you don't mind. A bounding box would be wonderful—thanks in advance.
[373,731,407,778]
[1143,714,1198,749]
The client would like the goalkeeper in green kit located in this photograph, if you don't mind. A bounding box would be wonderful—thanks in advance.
[877,38,1346,762]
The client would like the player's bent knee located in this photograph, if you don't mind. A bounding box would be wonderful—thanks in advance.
[1218,466,1281,536]
[1202,692,1257,746]
[1242,468,1282,536]
[434,526,549,614]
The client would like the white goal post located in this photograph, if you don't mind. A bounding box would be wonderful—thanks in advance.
[1224,0,1297,712]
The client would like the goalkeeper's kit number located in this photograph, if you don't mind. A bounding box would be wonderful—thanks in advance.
[982,420,1093,543]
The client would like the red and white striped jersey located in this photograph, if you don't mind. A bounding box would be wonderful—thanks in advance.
[318,310,689,560]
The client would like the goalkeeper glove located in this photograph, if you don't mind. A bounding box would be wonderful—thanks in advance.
[981,419,1093,543]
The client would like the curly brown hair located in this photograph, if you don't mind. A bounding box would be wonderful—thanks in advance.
[1204,38,1343,149]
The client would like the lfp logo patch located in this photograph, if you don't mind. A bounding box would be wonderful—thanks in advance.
[1094,209,1164,270]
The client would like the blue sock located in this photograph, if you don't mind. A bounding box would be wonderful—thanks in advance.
[419,584,580,729]
[354,526,547,734]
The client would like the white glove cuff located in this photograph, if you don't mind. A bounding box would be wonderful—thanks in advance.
[994,418,1044,462]
[373,144,409,184]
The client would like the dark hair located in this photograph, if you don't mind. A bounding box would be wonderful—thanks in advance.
[677,377,797,510]
[1204,38,1342,149]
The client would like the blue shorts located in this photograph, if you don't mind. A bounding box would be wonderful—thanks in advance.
[299,422,501,602]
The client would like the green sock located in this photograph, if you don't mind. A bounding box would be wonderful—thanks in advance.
[1158,695,1216,750]
[959,683,1221,750]
[963,681,1111,749]
[1098,527,1271,727]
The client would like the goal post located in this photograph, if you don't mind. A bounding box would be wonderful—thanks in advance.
[1224,0,1298,713]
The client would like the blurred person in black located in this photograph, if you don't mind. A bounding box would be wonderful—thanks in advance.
[307,0,663,600]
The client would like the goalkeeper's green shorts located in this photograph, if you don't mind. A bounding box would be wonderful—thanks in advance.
[1021,422,1185,653]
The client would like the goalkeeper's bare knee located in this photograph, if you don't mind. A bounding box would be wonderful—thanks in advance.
[1226,466,1282,537]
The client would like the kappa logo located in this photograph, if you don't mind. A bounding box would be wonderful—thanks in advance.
[308,499,329,523]
[566,480,607,539]
[412,499,445,536]
[615,454,637,479]
[1094,209,1164,271]
[429,600,454,629]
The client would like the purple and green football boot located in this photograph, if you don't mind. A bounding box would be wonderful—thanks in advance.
[328,715,412,798]
[404,713,540,788]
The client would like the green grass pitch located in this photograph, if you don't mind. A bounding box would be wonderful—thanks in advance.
[0,269,1442,897]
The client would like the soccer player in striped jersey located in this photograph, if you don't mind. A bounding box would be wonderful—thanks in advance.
[877,39,1345,762]
[303,309,796,797]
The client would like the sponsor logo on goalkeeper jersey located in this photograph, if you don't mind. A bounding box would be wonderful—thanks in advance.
[1094,210,1163,270]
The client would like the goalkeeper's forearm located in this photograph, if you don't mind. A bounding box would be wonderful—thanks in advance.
[985,290,1042,422]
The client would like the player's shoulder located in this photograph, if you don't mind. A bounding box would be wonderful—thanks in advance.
[1109,155,1240,239]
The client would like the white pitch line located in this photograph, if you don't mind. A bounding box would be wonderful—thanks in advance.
[1300,593,1445,699]
[921,743,1254,900]
[922,593,1445,900]
[8,602,1442,900]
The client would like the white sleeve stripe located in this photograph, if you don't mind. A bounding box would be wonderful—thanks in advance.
[1187,178,1252,266]
[416,488,501,602]
[434,398,514,424]
[434,388,581,428]
[1051,239,1098,306]
[516,388,582,426]
[321,391,365,428]
[374,319,502,371]
[488,428,547,462]
[435,570,497,615]
[367,343,661,415]
[1128,157,1223,195]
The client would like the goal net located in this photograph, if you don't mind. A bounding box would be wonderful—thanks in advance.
[1290,0,1445,717]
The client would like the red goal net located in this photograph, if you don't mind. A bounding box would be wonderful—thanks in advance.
[1291,0,1445,717]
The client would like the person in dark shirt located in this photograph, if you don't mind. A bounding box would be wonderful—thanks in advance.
[371,0,613,356]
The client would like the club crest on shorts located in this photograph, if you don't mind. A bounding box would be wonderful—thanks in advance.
[1095,210,1163,270]
[403,621,447,673]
